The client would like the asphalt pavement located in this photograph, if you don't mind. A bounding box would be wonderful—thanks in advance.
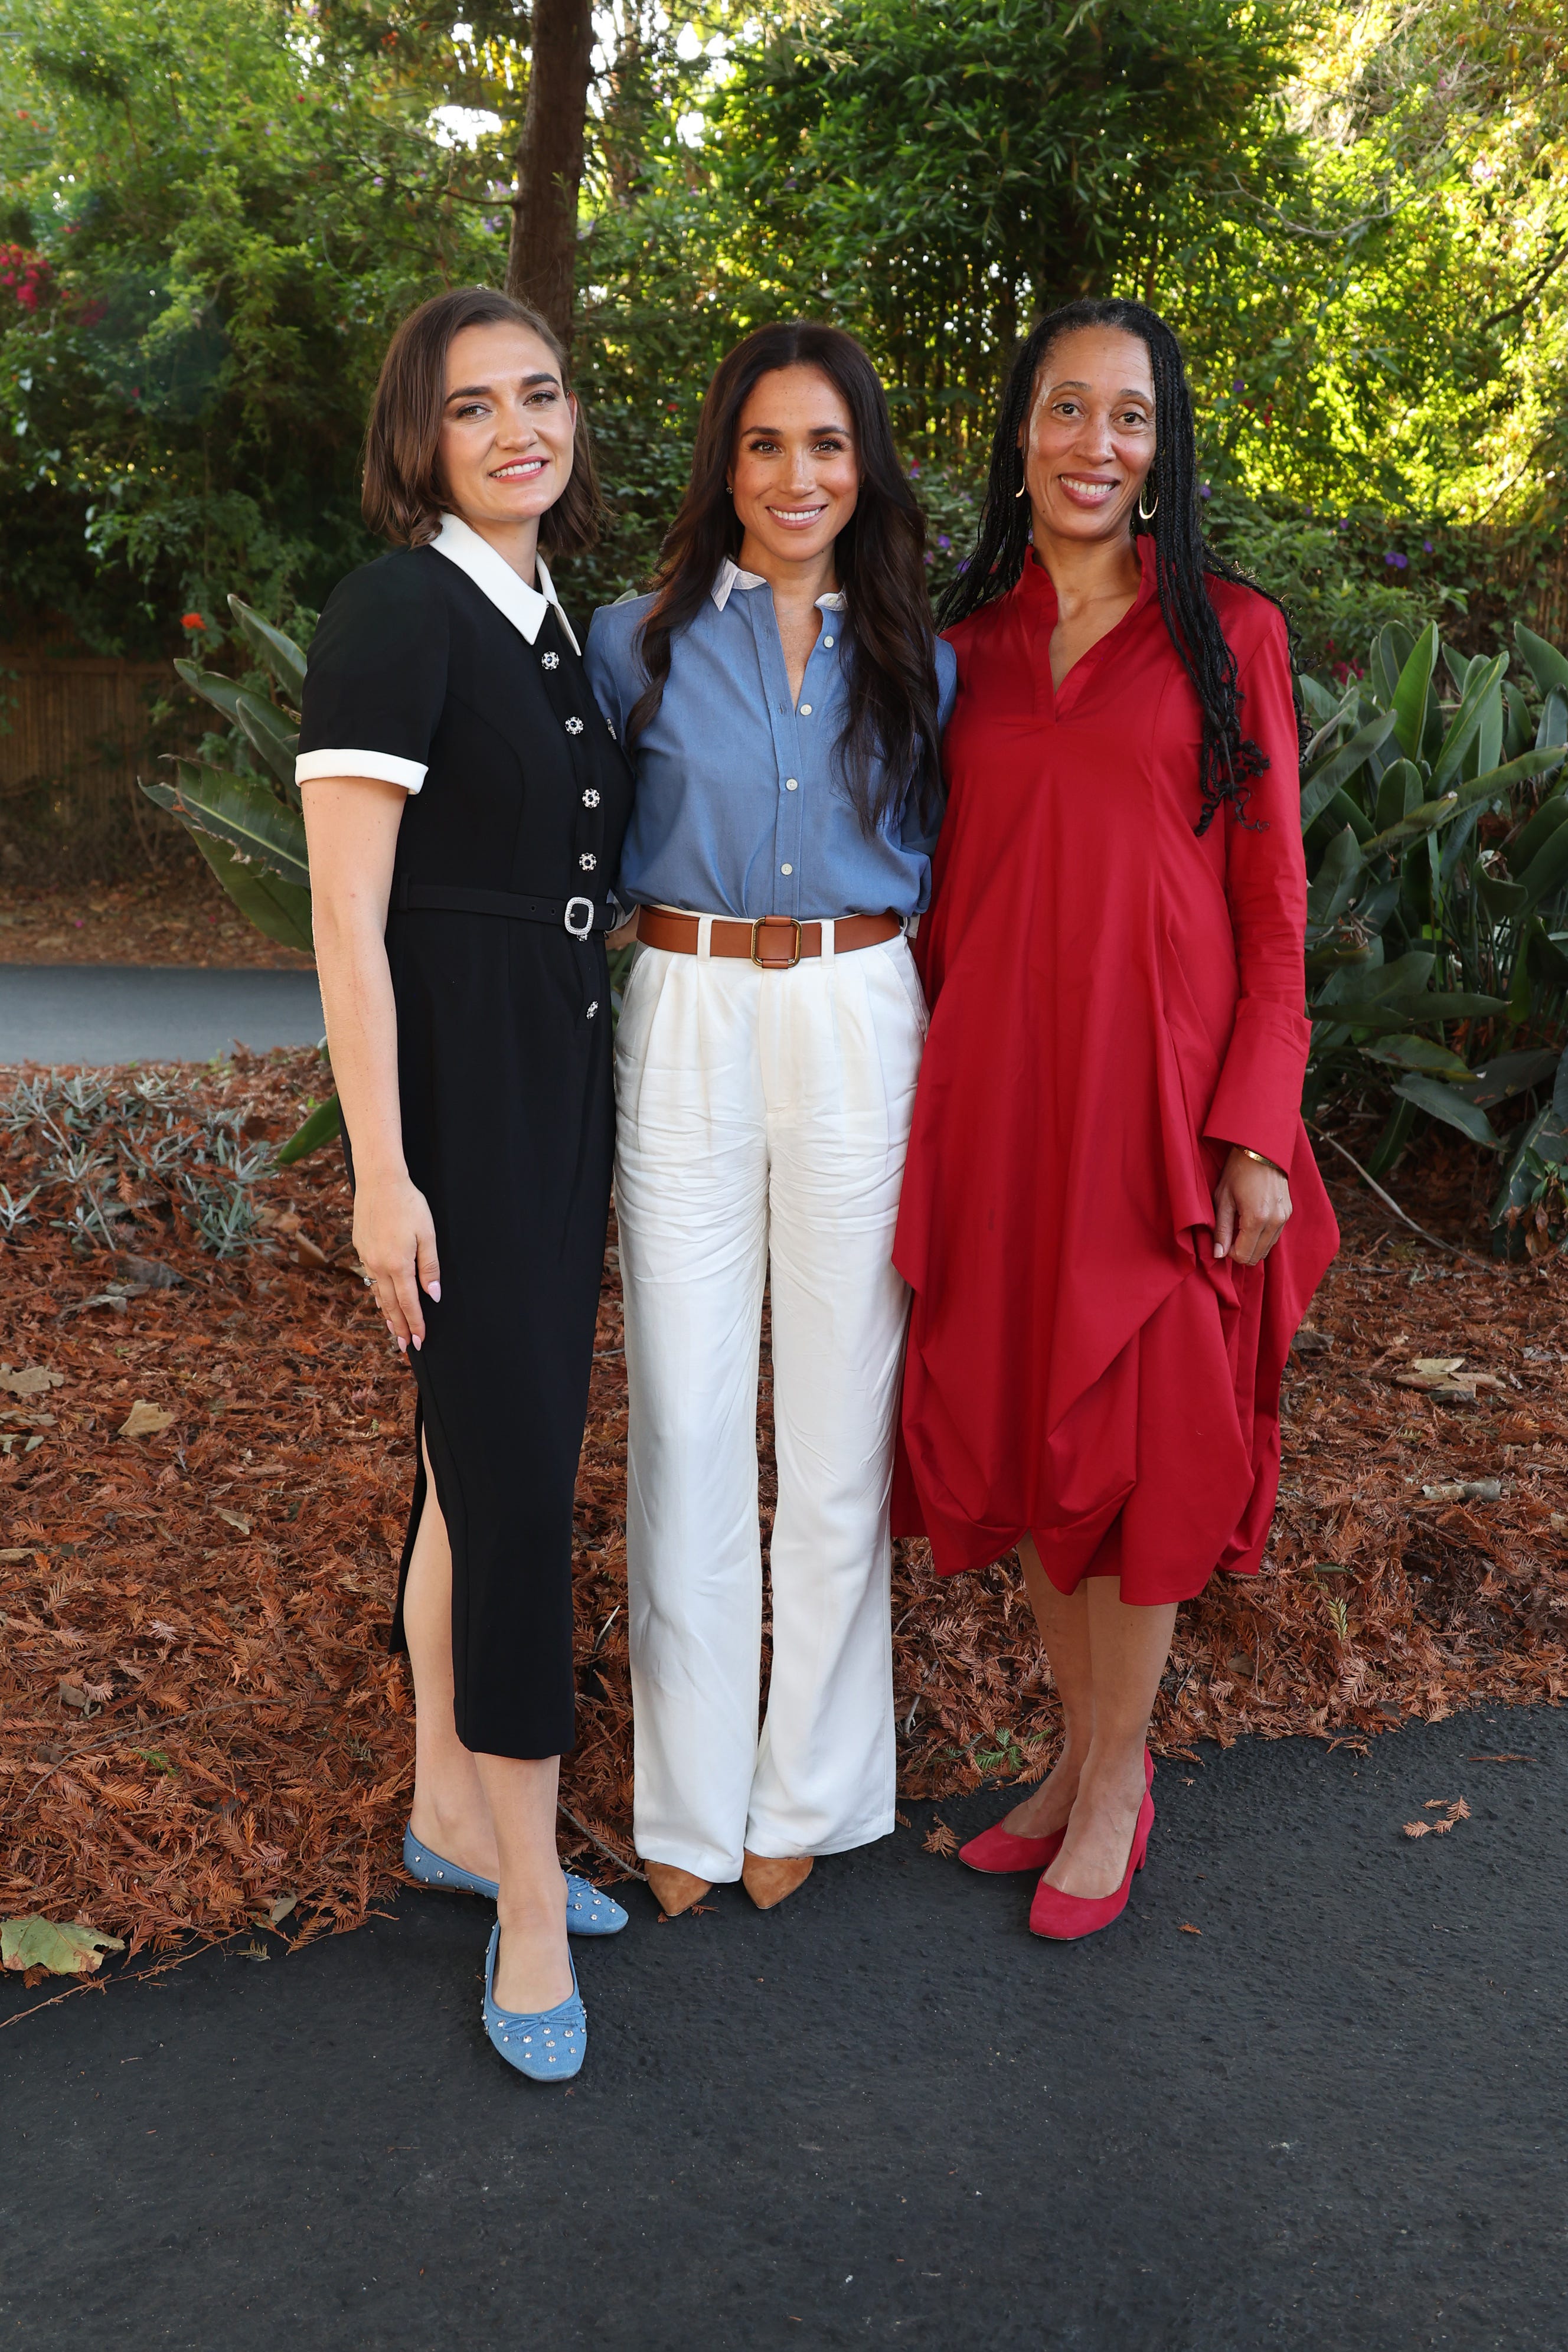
[2,1709,1561,2351]
[0,965,324,1067]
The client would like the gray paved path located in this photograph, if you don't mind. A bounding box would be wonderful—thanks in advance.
[1,1709,1560,2350]
[0,965,324,1067]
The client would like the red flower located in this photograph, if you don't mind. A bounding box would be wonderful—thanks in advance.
[181,612,207,631]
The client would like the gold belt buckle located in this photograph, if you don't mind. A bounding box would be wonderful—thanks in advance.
[750,916,802,969]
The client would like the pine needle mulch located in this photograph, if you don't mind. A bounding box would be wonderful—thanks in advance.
[2,1047,1564,1963]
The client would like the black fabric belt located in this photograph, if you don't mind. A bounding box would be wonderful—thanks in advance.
[393,878,619,937]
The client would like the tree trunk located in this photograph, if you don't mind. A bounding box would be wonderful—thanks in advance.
[507,0,595,348]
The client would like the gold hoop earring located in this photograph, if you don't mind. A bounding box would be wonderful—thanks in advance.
[1137,478,1159,521]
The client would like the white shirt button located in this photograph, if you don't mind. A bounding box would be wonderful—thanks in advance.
[780,863,793,876]
[785,778,798,790]
[799,703,812,716]
[822,635,834,648]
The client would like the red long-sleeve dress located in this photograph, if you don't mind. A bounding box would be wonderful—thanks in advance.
[893,540,1338,1601]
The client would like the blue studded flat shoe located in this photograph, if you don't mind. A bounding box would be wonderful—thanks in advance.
[403,1825,628,1936]
[482,1923,586,2082]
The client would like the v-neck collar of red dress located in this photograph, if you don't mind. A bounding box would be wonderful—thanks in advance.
[1014,532,1159,719]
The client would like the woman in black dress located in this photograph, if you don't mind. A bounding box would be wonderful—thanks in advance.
[296,287,635,2082]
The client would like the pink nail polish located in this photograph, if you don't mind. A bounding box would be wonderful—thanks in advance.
[427,1280,442,1302]
[397,1335,408,1352]
[411,1334,422,1351]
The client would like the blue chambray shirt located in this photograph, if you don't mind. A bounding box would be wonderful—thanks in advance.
[583,560,959,920]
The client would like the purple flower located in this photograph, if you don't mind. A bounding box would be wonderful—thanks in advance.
[1423,539,1433,553]
[923,553,934,566]
[937,533,950,550]
[1384,550,1408,570]
[1232,377,1243,393]
[1198,483,1211,501]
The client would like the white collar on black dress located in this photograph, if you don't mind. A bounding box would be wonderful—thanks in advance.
[432,513,582,656]
[711,556,846,615]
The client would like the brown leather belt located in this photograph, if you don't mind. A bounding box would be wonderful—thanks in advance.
[636,907,902,970]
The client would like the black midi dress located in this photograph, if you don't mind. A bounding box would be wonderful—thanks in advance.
[296,519,633,1759]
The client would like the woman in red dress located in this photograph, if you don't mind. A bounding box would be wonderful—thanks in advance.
[894,298,1337,1939]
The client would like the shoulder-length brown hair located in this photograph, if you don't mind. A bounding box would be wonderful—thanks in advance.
[629,321,941,839]
[361,286,603,557]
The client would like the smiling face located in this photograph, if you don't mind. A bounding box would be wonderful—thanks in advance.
[728,364,860,576]
[436,319,577,543]
[1020,325,1157,548]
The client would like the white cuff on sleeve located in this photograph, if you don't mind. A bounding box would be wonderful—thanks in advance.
[295,748,428,793]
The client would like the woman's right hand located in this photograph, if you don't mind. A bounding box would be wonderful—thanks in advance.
[354,1166,442,1351]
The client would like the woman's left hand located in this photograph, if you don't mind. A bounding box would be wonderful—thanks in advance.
[1211,1146,1292,1265]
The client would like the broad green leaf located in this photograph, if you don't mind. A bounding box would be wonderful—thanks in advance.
[1372,755,1422,834]
[1298,673,1341,728]
[190,831,313,955]
[234,690,300,792]
[174,658,248,729]
[1538,690,1568,755]
[1517,817,1568,913]
[1299,710,1396,829]
[1301,682,1356,761]
[276,1092,342,1165]
[2,1916,125,1975]
[1389,622,1438,760]
[1515,622,1568,702]
[1305,823,1363,930]
[1429,654,1506,794]
[1367,949,1438,1000]
[228,594,307,705]
[1476,866,1528,919]
[1453,746,1567,811]
[1492,1101,1568,1229]
[1502,683,1533,761]
[1422,990,1511,1017]
[1451,1046,1562,1108]
[1363,791,1458,857]
[1363,1035,1473,1077]
[1525,922,1568,989]
[142,760,309,890]
[1391,1073,1502,1148]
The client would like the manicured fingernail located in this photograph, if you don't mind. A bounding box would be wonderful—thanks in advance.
[427,1280,441,1302]
[411,1334,422,1351]
[396,1335,407,1351]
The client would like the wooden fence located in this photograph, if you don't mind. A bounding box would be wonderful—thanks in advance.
[0,649,198,883]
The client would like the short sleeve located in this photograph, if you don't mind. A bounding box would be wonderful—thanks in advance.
[295,554,448,794]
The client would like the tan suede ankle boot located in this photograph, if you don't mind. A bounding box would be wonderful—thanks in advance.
[643,1862,711,1917]
[741,1851,814,1910]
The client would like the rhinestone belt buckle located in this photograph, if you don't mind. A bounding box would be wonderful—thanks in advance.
[564,896,596,939]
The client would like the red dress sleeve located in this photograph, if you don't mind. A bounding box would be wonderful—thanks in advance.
[1195,602,1310,1174]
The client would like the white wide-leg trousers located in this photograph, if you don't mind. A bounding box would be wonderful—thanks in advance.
[613,926,926,1883]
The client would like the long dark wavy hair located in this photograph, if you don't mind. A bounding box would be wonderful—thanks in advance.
[628,322,942,837]
[939,298,1298,834]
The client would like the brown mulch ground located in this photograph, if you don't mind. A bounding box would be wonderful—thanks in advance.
[0,865,313,969]
[2,1048,1564,1959]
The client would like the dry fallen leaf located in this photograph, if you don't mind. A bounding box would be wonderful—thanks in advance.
[922,1820,959,1857]
[118,1399,175,1438]
[1403,1821,1432,1838]
[1178,1922,1202,1933]
[295,1236,329,1270]
[1412,1357,1466,1377]
[216,1509,251,1536]
[1,1916,125,1975]
[0,1364,64,1396]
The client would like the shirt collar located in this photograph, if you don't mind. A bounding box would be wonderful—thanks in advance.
[712,556,847,616]
[432,512,581,656]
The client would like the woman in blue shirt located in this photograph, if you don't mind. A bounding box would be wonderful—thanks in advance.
[586,322,956,1917]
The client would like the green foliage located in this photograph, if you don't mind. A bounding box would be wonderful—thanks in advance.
[710,0,1305,456]
[144,597,335,1160]
[1298,616,1568,1206]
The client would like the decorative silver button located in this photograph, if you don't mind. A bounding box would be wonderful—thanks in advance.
[780,863,793,876]
[586,1001,599,1019]
[566,716,584,735]
[799,703,812,716]
[785,778,798,791]
[579,852,597,870]
[582,789,600,808]
[541,652,559,670]
[822,635,834,648]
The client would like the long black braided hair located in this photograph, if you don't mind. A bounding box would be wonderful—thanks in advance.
[938,297,1299,835]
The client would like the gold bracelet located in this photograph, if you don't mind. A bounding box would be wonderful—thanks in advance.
[1237,1146,1286,1176]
